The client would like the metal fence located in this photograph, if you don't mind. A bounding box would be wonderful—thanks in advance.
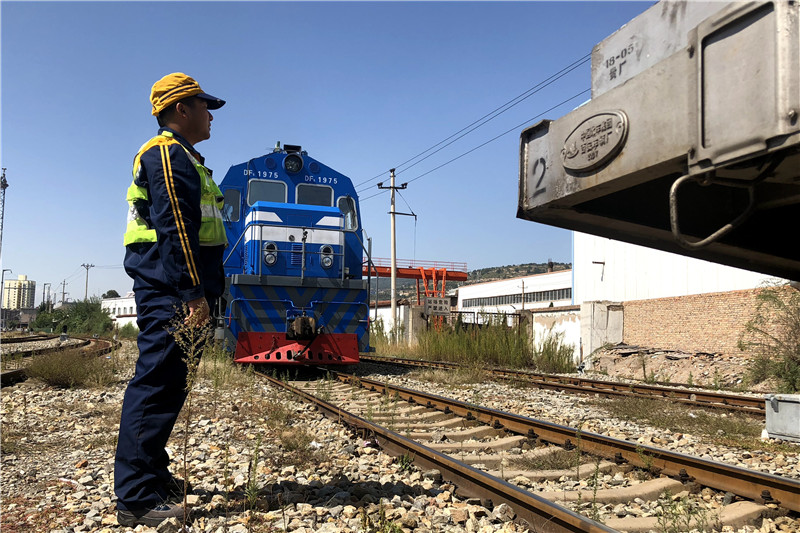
[447,311,521,329]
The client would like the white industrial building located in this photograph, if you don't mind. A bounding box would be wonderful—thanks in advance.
[458,269,572,314]
[448,231,779,362]
[572,232,775,304]
[101,292,138,330]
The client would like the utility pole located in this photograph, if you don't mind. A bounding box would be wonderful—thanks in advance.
[0,168,7,261]
[43,283,51,310]
[0,268,10,311]
[60,279,67,306]
[378,170,407,339]
[81,263,95,300]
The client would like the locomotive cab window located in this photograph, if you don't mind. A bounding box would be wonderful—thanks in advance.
[222,189,241,222]
[297,184,333,207]
[338,196,358,231]
[248,179,287,205]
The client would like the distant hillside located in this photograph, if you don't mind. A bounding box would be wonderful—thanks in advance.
[372,261,571,301]
[465,261,571,285]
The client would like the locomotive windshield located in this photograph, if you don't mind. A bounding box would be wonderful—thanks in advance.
[222,189,240,222]
[297,184,333,206]
[338,196,358,231]
[248,179,287,205]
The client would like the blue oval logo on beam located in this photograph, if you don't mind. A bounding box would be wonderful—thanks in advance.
[561,111,628,172]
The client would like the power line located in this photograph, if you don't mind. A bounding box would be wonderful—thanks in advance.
[354,53,590,190]
[359,88,590,202]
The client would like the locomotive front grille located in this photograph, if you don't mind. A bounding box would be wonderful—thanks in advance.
[290,243,303,266]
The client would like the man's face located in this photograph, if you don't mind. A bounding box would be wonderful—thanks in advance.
[183,98,212,143]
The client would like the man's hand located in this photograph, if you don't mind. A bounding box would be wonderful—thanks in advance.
[185,297,210,327]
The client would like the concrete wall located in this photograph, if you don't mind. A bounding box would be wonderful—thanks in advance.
[580,301,624,361]
[370,304,410,341]
[524,306,582,362]
[370,303,427,346]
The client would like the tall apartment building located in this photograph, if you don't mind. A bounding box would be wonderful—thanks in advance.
[3,274,36,310]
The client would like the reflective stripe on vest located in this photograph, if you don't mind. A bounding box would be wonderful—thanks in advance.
[123,132,228,247]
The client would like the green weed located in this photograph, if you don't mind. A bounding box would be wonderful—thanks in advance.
[739,284,800,392]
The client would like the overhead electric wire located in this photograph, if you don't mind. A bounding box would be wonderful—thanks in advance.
[354,53,591,191]
[359,88,590,203]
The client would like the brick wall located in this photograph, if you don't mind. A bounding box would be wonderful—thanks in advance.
[623,288,764,355]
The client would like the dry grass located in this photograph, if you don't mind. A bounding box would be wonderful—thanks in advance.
[409,365,487,386]
[589,395,799,452]
[510,448,582,471]
[0,493,85,532]
[26,347,123,389]
[0,426,24,455]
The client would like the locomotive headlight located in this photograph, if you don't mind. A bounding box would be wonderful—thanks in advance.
[320,245,334,269]
[263,242,278,266]
[283,154,303,174]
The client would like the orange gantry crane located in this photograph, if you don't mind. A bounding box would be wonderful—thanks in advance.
[363,258,468,303]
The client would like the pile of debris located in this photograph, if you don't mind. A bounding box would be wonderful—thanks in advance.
[587,343,758,390]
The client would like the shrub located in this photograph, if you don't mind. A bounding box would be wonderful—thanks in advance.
[371,313,576,372]
[416,314,532,368]
[739,284,800,393]
[531,326,576,373]
[32,298,113,335]
[118,323,139,339]
[27,349,118,388]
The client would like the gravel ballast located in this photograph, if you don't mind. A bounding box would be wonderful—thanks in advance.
[1,344,798,532]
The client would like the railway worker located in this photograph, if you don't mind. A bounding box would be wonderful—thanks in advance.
[114,72,227,527]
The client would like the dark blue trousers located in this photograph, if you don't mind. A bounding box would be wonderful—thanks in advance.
[114,287,189,511]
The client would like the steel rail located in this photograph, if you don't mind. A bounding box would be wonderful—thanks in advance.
[360,355,765,414]
[6,339,91,359]
[334,372,800,513]
[0,334,58,344]
[0,368,26,386]
[260,372,616,533]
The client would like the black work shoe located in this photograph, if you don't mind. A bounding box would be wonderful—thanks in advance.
[117,503,184,527]
[165,476,193,500]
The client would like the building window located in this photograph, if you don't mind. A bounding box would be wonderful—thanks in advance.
[463,287,571,309]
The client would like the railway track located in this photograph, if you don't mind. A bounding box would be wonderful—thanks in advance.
[0,334,58,344]
[260,369,798,532]
[0,336,120,387]
[361,355,766,415]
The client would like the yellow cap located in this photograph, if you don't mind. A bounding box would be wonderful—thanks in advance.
[150,72,225,116]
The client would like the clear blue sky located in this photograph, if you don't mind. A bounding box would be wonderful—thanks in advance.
[1,0,651,305]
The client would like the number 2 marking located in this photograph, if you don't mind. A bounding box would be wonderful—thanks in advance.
[532,157,546,198]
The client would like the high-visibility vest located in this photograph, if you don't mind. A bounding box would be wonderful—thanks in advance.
[124,131,227,247]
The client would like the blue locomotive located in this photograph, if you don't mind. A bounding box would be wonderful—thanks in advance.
[218,143,371,365]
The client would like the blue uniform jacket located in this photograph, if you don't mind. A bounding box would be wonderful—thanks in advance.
[124,127,225,303]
